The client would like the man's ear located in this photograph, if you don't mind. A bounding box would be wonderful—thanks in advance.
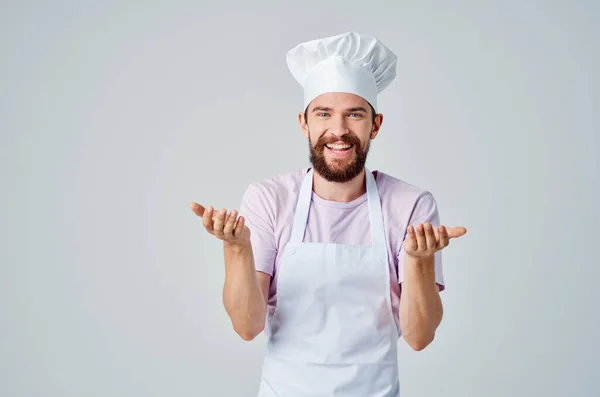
[298,111,309,139]
[370,113,384,139]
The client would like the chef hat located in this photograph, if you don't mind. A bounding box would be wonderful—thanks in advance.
[286,31,397,113]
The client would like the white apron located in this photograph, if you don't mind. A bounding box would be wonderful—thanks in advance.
[257,168,400,397]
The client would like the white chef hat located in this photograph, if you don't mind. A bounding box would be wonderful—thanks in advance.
[286,31,397,113]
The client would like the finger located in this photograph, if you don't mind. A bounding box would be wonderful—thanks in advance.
[234,216,246,237]
[415,224,427,250]
[202,206,215,232]
[424,222,436,249]
[438,225,449,249]
[405,225,418,251]
[446,226,467,239]
[190,202,205,217]
[223,209,238,237]
[212,208,228,236]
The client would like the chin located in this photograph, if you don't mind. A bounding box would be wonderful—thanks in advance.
[326,161,351,171]
[327,162,357,174]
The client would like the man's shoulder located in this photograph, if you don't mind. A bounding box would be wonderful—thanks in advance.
[375,170,432,201]
[242,168,307,204]
[248,168,306,191]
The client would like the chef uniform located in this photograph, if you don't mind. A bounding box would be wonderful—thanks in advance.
[257,31,401,397]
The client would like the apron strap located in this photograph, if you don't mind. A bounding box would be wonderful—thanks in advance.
[365,168,388,254]
[289,168,314,244]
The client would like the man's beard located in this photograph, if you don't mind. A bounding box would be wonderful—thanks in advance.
[308,132,371,183]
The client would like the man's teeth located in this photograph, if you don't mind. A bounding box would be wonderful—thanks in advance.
[326,144,352,149]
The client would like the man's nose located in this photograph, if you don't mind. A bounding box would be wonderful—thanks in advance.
[328,117,349,138]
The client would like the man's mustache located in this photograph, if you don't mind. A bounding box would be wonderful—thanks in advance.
[315,134,361,149]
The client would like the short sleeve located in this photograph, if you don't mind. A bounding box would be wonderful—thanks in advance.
[239,184,277,276]
[397,191,445,291]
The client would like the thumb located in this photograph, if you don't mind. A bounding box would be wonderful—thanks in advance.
[190,202,205,217]
[446,226,467,239]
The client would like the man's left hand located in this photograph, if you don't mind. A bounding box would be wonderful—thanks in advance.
[403,222,467,258]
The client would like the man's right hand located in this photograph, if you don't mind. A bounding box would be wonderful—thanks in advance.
[191,202,267,341]
[189,202,251,248]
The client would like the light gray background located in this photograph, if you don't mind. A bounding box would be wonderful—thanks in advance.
[1,1,598,396]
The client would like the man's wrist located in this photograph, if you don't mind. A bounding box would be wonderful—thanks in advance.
[224,240,252,255]
[403,253,436,280]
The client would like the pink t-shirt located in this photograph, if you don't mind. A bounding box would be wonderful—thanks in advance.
[239,168,445,330]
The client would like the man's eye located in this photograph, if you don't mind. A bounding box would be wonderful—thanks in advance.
[349,113,361,117]
[317,113,329,117]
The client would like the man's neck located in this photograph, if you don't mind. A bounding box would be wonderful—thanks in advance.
[312,168,367,203]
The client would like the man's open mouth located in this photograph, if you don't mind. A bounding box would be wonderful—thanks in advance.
[325,144,353,152]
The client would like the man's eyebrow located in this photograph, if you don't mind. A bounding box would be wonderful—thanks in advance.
[311,106,368,112]
[311,106,332,112]
[346,107,368,113]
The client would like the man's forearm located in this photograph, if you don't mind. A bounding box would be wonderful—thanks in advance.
[222,242,266,340]
[399,254,443,350]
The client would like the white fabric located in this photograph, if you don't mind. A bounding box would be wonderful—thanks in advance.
[286,31,398,112]
[257,168,400,396]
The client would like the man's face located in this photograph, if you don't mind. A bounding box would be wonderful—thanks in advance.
[299,92,383,183]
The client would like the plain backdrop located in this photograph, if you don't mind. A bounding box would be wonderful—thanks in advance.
[1,1,598,396]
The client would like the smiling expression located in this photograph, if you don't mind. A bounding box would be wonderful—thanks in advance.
[299,92,383,182]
